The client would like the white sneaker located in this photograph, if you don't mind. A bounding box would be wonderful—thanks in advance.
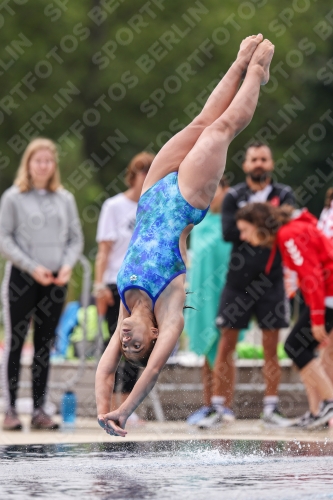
[306,400,333,430]
[261,408,292,428]
[291,411,313,428]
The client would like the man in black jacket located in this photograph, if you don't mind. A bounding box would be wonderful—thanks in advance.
[198,142,295,429]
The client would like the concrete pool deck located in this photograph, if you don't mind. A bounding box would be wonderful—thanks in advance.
[0,417,333,446]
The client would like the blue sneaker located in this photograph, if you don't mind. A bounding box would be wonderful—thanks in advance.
[221,407,236,422]
[186,406,211,425]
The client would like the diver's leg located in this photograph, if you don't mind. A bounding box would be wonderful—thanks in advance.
[178,39,274,209]
[143,35,263,190]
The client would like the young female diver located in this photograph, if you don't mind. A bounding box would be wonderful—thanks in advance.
[236,203,333,429]
[96,35,275,436]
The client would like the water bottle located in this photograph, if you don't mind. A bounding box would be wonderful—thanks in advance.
[61,391,77,427]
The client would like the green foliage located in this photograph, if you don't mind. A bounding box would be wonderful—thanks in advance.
[236,342,288,360]
[1,0,333,262]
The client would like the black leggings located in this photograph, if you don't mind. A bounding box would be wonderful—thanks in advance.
[284,305,333,369]
[2,265,67,409]
[105,284,139,394]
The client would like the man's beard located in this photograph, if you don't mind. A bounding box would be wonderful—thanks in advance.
[248,168,271,183]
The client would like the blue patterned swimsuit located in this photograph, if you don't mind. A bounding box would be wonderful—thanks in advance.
[117,172,208,313]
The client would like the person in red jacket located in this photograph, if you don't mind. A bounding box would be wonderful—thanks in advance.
[317,187,333,395]
[235,202,333,430]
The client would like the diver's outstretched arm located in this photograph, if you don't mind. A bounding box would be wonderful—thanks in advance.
[99,313,184,437]
[95,308,123,420]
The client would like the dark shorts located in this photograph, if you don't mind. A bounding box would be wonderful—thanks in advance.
[216,281,290,330]
[285,306,333,369]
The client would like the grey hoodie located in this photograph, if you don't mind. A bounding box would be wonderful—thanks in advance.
[0,186,84,274]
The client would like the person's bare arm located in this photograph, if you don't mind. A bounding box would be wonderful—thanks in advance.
[124,311,184,407]
[95,241,112,283]
[101,310,184,437]
[95,303,125,418]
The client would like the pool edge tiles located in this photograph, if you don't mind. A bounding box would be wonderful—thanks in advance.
[0,418,333,446]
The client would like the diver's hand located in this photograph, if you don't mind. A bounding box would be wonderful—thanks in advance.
[97,410,128,437]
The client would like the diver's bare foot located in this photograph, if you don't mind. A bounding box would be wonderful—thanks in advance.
[248,39,275,85]
[236,34,263,74]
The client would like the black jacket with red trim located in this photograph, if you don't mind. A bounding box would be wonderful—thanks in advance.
[266,210,333,326]
[222,181,295,289]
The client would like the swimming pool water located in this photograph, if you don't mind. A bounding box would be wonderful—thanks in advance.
[1,440,333,499]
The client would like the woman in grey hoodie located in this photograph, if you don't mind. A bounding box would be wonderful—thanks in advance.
[0,138,83,430]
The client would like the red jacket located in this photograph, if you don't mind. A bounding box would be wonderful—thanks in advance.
[265,209,333,326]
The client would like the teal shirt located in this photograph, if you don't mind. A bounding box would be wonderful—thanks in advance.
[184,212,232,366]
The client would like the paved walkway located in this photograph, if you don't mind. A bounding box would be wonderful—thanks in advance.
[0,416,332,446]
